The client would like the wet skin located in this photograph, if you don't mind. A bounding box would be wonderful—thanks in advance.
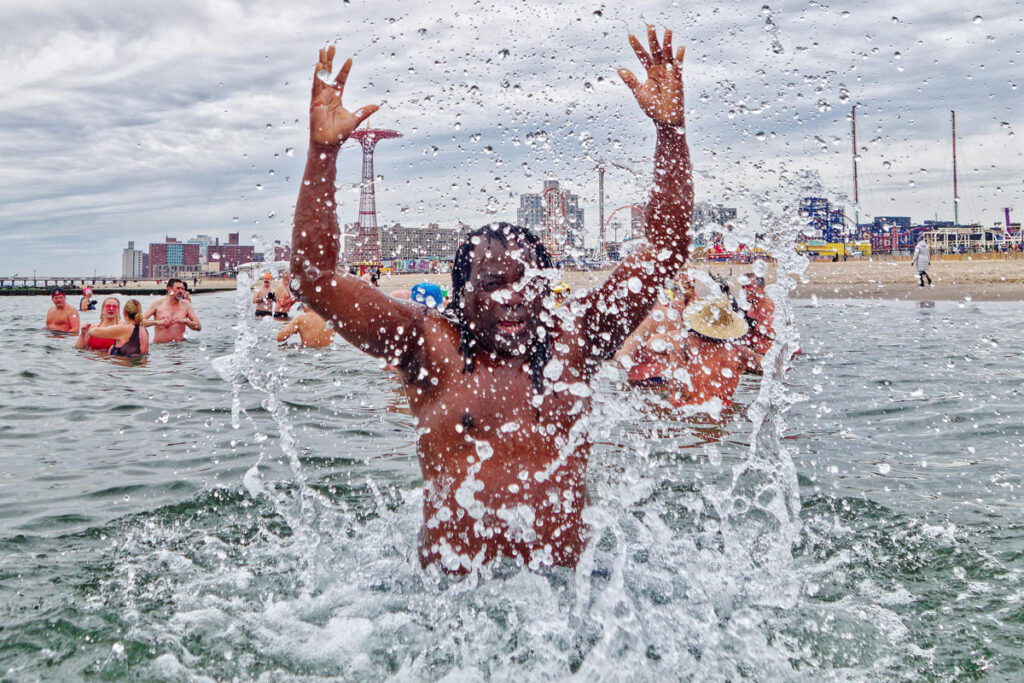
[290,27,693,572]
[143,283,201,343]
[655,333,754,408]
[45,293,80,333]
[253,279,274,314]
[276,308,335,348]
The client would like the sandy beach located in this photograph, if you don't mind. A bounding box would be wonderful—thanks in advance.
[382,253,1024,302]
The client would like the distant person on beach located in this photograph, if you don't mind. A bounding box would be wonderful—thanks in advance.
[274,273,297,319]
[290,26,693,572]
[76,297,121,351]
[143,279,201,343]
[45,287,80,333]
[276,304,335,348]
[80,298,150,357]
[913,235,932,287]
[79,287,96,311]
[252,273,275,317]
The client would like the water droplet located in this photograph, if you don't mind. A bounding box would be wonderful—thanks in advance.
[972,15,982,24]
[285,147,295,157]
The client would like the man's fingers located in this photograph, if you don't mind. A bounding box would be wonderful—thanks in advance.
[628,34,653,71]
[335,58,353,91]
[676,45,685,64]
[326,45,335,63]
[352,104,379,127]
[662,29,673,62]
[647,25,661,64]
[618,67,641,97]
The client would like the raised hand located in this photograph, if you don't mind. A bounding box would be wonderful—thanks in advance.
[310,46,379,146]
[618,26,685,128]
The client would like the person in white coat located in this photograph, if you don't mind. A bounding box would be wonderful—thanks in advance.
[912,235,932,286]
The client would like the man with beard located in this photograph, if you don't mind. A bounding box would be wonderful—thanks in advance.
[290,27,693,573]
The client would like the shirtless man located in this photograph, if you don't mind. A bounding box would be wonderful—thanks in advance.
[615,274,695,370]
[252,273,275,317]
[143,278,201,343]
[290,27,693,572]
[273,273,297,319]
[45,287,80,333]
[657,298,756,409]
[276,304,335,348]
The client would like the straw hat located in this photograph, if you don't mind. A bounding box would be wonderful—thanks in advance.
[683,297,748,341]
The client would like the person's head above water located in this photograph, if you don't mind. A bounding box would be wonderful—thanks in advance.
[449,222,553,390]
[166,279,186,299]
[100,297,121,322]
[411,282,444,310]
[50,288,66,306]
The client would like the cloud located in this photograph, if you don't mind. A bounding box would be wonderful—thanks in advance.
[1,0,1021,274]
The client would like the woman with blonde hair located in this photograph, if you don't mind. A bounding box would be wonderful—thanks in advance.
[80,298,150,356]
[75,296,122,351]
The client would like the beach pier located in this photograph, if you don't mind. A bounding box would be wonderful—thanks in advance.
[0,275,238,295]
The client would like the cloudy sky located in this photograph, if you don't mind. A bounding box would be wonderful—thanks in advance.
[1,0,1020,275]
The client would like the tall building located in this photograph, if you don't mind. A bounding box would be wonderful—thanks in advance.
[517,180,585,258]
[148,237,201,279]
[121,241,146,279]
[206,236,254,272]
[630,204,646,241]
[380,223,460,261]
[187,234,217,264]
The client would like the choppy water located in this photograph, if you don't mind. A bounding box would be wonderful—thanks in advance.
[1,291,1022,681]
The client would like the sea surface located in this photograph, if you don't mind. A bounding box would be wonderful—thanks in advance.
[1,289,1022,681]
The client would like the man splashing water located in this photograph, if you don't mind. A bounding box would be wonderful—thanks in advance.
[290,26,694,573]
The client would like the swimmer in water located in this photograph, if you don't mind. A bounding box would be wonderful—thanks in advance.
[290,26,693,573]
[276,303,335,348]
[630,297,757,410]
[253,273,275,317]
[79,287,97,311]
[143,278,201,343]
[45,288,80,333]
[615,273,696,369]
[76,297,122,351]
[81,298,151,357]
[273,272,297,319]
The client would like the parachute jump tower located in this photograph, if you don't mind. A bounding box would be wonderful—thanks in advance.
[349,126,402,271]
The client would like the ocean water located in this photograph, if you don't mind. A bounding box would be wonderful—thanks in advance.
[1,290,1021,681]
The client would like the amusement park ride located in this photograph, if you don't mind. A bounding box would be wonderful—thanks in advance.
[348,124,402,274]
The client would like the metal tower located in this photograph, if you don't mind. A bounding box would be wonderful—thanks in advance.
[350,127,402,267]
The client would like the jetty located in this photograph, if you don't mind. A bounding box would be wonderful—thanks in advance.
[0,275,237,296]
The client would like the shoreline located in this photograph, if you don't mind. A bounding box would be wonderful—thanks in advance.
[5,255,1021,301]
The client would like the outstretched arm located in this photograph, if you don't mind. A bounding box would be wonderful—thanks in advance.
[289,47,425,366]
[277,317,300,343]
[577,26,694,363]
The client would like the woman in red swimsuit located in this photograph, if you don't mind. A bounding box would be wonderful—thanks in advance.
[81,299,150,357]
[75,297,121,351]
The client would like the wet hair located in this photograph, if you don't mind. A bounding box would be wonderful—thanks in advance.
[448,222,553,393]
[123,299,143,324]
[167,278,184,290]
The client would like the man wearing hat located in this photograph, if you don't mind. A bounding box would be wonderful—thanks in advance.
[629,296,755,410]
[45,288,80,333]
[671,297,758,408]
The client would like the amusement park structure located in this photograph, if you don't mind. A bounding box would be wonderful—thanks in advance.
[349,126,402,270]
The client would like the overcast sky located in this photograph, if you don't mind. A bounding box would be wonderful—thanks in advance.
[1,0,1020,275]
